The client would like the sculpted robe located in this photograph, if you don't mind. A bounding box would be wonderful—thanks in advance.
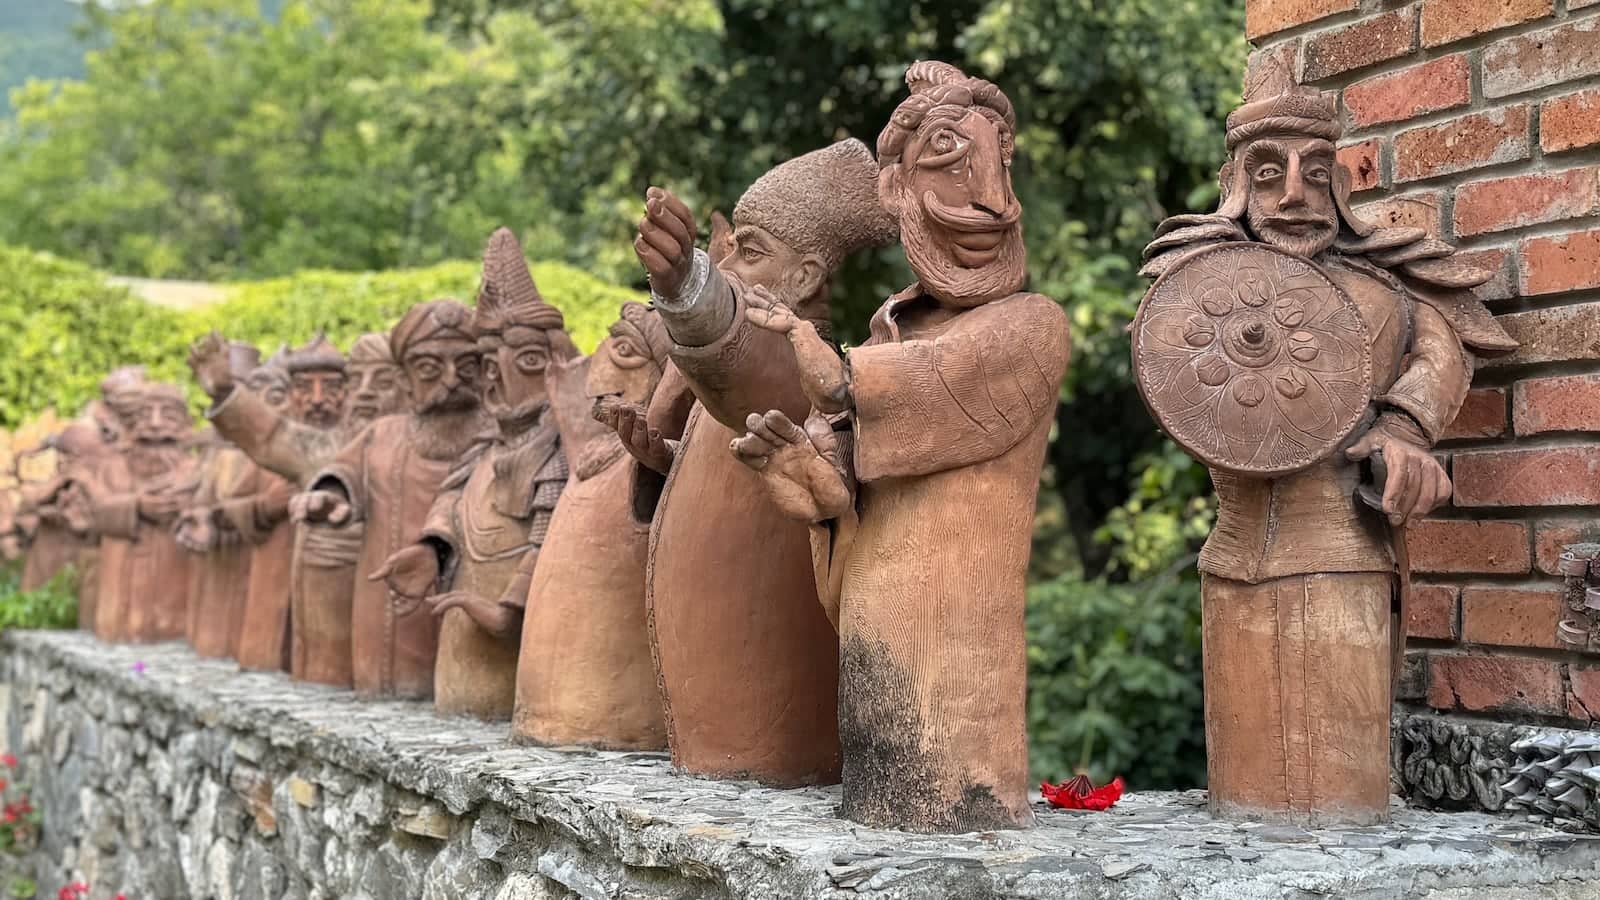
[647,268,841,785]
[423,420,565,719]
[220,462,297,670]
[17,478,91,594]
[183,444,254,658]
[312,416,460,699]
[515,360,666,749]
[86,449,198,643]
[833,287,1070,832]
[209,390,363,685]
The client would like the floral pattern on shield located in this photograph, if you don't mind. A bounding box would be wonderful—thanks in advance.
[1133,242,1373,476]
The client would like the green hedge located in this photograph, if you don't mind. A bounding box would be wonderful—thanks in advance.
[0,245,643,428]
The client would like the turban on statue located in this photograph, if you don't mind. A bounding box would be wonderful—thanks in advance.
[876,61,1016,168]
[475,228,565,336]
[391,299,476,358]
[348,332,395,365]
[283,333,347,375]
[1224,50,1341,153]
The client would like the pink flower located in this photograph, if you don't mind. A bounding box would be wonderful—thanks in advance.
[131,661,147,675]
[1,753,16,768]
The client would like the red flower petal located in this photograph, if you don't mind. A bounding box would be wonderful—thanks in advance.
[1040,775,1125,811]
[1,754,16,768]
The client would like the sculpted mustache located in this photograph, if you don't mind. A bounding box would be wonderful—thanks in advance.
[1261,215,1334,228]
[922,191,1021,232]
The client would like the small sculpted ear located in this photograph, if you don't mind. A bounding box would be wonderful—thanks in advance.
[708,210,735,267]
[787,255,828,304]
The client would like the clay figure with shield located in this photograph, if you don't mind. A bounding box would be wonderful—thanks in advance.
[1131,51,1517,825]
[614,138,896,785]
[514,299,672,750]
[295,300,491,699]
[372,229,574,719]
[733,61,1070,832]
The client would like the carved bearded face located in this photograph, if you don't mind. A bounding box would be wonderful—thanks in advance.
[887,106,1025,307]
[131,396,191,446]
[243,368,290,414]
[1243,136,1340,259]
[719,226,826,322]
[289,370,348,429]
[480,325,562,429]
[403,337,481,414]
[346,361,405,427]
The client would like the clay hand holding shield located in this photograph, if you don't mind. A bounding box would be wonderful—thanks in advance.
[1346,416,1452,527]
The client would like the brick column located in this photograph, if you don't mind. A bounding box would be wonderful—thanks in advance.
[1244,1,1600,725]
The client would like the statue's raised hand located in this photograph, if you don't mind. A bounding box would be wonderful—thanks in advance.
[634,186,698,300]
[745,285,852,414]
[593,396,675,475]
[368,542,439,600]
[187,330,236,402]
[730,410,851,523]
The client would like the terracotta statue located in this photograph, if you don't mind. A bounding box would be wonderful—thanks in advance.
[176,341,262,659]
[84,377,200,643]
[210,349,300,668]
[1131,54,1516,824]
[621,138,896,785]
[57,388,140,626]
[190,332,407,683]
[192,334,349,670]
[733,62,1070,832]
[374,229,574,719]
[514,301,671,749]
[296,300,490,699]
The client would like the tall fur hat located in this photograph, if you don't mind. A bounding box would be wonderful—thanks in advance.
[732,139,899,271]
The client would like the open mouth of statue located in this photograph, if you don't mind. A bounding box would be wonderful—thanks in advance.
[349,401,379,419]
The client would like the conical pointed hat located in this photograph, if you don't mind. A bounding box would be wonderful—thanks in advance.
[476,228,564,335]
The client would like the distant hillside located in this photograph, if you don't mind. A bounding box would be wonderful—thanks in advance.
[0,1,287,118]
[0,1,88,116]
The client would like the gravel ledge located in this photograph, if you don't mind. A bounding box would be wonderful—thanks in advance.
[3,630,1600,900]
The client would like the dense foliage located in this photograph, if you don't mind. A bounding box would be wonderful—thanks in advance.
[0,562,78,631]
[0,245,640,428]
[0,0,1249,787]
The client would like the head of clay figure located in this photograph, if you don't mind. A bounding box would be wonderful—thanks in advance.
[243,346,292,414]
[586,302,670,409]
[724,139,897,326]
[473,228,576,431]
[877,61,1024,307]
[1218,51,1352,260]
[99,366,149,442]
[344,333,406,427]
[129,383,193,447]
[283,335,349,429]
[391,299,480,416]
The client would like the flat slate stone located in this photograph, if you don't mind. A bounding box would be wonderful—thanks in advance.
[5,631,1600,900]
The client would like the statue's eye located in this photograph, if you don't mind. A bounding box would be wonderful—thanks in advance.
[1304,166,1331,184]
[414,361,441,379]
[1254,164,1283,182]
[613,339,637,359]
[932,129,958,154]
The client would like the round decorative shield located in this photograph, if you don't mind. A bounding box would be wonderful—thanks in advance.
[1132,242,1373,476]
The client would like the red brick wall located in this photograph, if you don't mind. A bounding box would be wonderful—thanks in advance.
[1244,0,1600,725]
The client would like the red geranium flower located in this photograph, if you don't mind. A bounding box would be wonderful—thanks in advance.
[0,777,8,792]
[1040,774,1125,811]
[1,753,16,768]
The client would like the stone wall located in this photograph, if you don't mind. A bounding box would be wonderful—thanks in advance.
[1243,0,1600,733]
[7,631,1600,900]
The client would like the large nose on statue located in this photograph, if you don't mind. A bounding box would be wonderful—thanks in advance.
[968,125,1010,218]
[1279,151,1307,210]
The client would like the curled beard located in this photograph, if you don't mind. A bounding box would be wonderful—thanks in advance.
[486,392,547,437]
[899,198,1027,307]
